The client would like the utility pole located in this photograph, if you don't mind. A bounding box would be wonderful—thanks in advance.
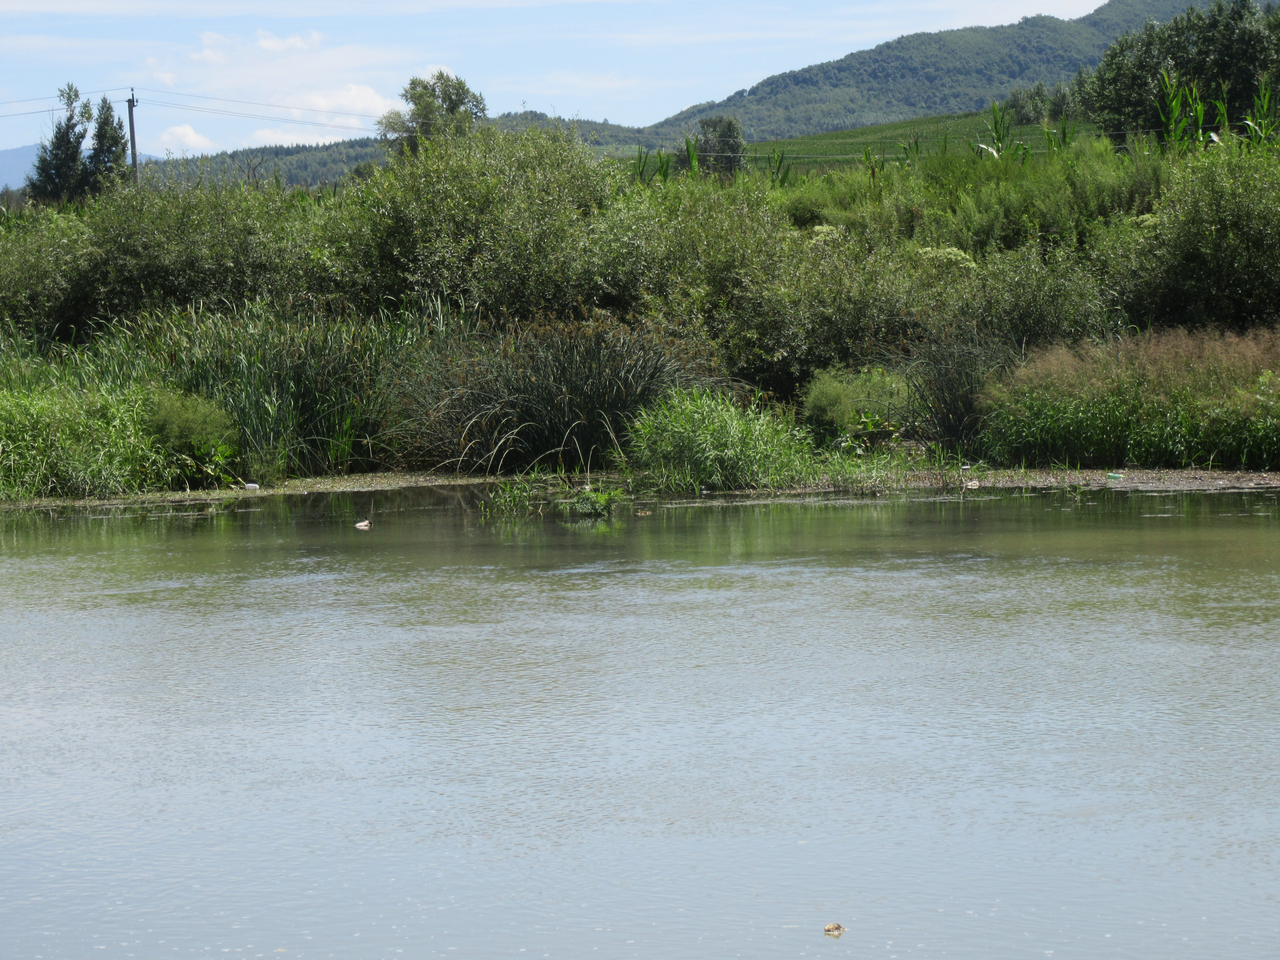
[126,89,139,186]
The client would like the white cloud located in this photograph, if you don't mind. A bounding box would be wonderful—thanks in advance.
[156,123,216,150]
[298,83,400,116]
[144,56,176,85]
[256,30,322,53]
[190,32,229,64]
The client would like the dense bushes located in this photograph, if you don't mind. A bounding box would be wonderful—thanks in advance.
[0,182,313,340]
[3,125,1280,386]
[380,314,699,472]
[1105,149,1280,329]
[0,385,175,498]
[319,128,629,315]
[982,328,1280,469]
[624,389,821,492]
[4,116,1280,493]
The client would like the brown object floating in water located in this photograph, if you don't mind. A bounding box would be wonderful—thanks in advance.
[823,923,846,937]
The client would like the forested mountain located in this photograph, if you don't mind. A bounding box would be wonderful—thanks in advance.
[493,0,1212,146]
[642,0,1211,140]
[144,138,384,188]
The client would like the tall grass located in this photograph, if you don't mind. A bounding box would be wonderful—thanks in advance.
[981,328,1280,469]
[136,299,449,482]
[624,389,831,493]
[381,314,699,473]
[0,386,177,499]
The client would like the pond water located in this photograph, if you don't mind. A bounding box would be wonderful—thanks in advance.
[2,487,1279,960]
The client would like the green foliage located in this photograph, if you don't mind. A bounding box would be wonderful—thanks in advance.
[0,175,314,340]
[1106,148,1280,328]
[142,301,439,483]
[624,389,819,492]
[0,385,175,499]
[1004,80,1088,125]
[377,70,487,147]
[85,97,129,195]
[1085,0,1278,140]
[567,485,626,517]
[676,116,746,176]
[802,367,905,446]
[981,328,1280,468]
[145,388,238,487]
[900,334,1018,453]
[320,127,632,315]
[25,86,130,204]
[26,84,92,204]
[380,314,698,473]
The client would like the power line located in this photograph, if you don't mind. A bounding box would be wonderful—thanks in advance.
[145,99,372,132]
[0,87,129,107]
[136,87,384,121]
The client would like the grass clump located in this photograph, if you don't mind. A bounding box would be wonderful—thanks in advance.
[145,388,239,487]
[981,328,1280,469]
[142,300,443,483]
[624,389,821,493]
[381,314,698,473]
[802,366,906,447]
[0,385,175,498]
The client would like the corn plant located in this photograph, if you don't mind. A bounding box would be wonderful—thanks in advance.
[767,149,793,188]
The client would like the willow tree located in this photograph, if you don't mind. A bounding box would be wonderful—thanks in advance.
[377,71,487,152]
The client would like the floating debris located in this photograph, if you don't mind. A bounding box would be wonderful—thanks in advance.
[355,519,372,530]
[823,923,846,938]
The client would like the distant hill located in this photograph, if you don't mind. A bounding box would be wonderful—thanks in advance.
[0,144,39,190]
[145,138,384,188]
[494,0,1210,146]
[2,0,1211,187]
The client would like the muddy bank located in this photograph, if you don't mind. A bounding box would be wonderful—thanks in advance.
[4,465,1279,514]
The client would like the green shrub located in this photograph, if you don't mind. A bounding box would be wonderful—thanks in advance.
[0,178,313,339]
[1116,149,1280,329]
[624,389,818,492]
[802,366,906,445]
[0,385,175,498]
[145,388,238,486]
[981,328,1280,468]
[318,127,629,315]
[381,314,698,473]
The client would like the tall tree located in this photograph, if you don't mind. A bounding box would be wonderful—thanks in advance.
[1086,0,1279,137]
[26,83,91,203]
[377,70,487,150]
[85,96,129,194]
[697,116,746,176]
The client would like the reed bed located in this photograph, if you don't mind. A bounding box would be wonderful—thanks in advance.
[624,388,872,493]
[982,328,1280,469]
[382,314,698,473]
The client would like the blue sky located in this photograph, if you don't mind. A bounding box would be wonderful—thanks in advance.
[0,0,1101,154]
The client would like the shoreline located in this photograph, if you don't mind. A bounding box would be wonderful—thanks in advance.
[3,466,1278,514]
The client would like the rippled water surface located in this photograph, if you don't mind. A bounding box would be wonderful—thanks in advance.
[2,488,1279,959]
